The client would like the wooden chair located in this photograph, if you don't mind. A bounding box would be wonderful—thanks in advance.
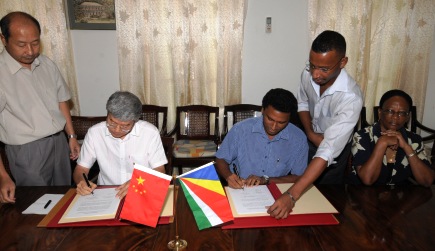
[168,105,220,175]
[71,116,107,140]
[161,136,175,175]
[140,105,168,136]
[356,106,369,132]
[361,106,435,164]
[223,104,262,140]
[70,116,106,182]
[140,106,172,173]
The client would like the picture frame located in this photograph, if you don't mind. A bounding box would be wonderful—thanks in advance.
[67,0,116,30]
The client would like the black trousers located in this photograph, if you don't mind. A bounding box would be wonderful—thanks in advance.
[308,141,351,185]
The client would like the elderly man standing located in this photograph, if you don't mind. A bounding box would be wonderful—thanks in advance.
[0,12,80,204]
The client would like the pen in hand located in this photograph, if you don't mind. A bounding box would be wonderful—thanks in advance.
[232,164,244,190]
[82,173,94,195]
[44,200,52,209]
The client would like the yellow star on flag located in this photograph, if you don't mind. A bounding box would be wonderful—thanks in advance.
[137,176,145,185]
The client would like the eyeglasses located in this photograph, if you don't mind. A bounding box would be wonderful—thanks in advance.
[305,57,343,73]
[381,109,409,118]
[106,121,134,133]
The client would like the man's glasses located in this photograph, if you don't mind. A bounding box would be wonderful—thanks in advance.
[106,121,133,133]
[305,57,343,73]
[381,109,409,118]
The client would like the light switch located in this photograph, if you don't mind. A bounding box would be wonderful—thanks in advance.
[266,17,272,33]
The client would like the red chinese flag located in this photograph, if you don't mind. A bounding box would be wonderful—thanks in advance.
[120,163,172,227]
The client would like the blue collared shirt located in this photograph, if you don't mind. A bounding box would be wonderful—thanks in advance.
[216,117,308,178]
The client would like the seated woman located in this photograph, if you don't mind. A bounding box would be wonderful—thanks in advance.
[348,89,434,186]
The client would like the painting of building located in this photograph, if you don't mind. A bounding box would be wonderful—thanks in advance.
[72,0,115,24]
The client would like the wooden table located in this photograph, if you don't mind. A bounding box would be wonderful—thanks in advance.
[1,185,434,251]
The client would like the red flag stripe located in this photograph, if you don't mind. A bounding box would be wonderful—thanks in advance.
[180,178,233,222]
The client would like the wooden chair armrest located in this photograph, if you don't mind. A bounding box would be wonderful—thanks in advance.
[415,120,435,134]
[166,127,177,138]
[422,133,435,142]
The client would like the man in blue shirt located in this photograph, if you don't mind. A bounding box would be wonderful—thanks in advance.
[215,88,308,189]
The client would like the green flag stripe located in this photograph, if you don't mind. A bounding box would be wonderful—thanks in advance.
[179,180,212,230]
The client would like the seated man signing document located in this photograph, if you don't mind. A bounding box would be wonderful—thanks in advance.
[73,91,167,198]
[215,88,308,188]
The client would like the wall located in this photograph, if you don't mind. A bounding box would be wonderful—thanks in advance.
[71,1,435,132]
[71,30,119,116]
[70,0,308,115]
[241,0,308,104]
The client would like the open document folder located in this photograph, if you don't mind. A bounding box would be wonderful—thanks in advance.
[222,183,339,229]
[40,163,173,228]
[38,185,174,228]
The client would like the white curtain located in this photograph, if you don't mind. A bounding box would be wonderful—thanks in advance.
[115,0,246,129]
[0,1,80,115]
[308,0,435,122]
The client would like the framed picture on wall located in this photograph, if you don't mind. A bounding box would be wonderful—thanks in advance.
[67,0,116,30]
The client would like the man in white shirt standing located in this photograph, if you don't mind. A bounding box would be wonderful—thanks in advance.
[267,30,363,219]
[73,91,167,199]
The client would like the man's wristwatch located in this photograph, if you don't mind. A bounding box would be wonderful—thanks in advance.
[68,134,77,139]
[262,175,270,185]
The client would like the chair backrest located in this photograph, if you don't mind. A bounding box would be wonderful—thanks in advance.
[71,116,107,140]
[140,105,168,135]
[160,136,174,174]
[223,104,262,135]
[171,105,219,142]
[355,106,369,133]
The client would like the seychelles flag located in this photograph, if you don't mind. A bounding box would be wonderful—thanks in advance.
[177,162,233,230]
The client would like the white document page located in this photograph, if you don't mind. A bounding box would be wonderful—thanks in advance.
[61,187,121,222]
[226,185,275,215]
[22,194,64,215]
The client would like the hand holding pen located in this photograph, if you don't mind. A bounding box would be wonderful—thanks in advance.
[231,164,245,190]
[76,173,95,196]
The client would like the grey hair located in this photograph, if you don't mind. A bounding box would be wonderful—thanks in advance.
[106,91,142,121]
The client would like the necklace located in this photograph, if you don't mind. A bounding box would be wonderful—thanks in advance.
[386,147,397,163]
